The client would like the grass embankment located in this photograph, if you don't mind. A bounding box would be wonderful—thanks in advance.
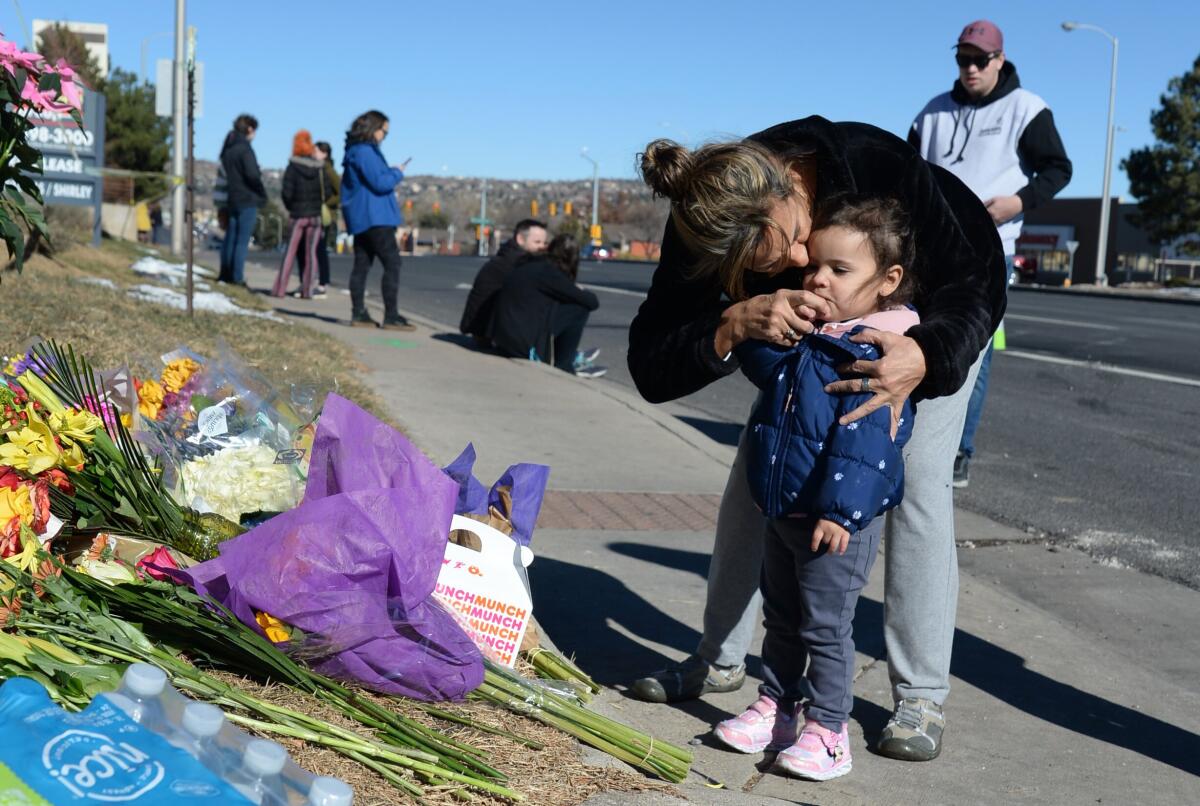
[0,239,387,422]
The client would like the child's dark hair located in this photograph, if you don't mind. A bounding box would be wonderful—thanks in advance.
[812,194,917,306]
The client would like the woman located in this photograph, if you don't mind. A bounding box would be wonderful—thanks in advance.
[312,140,341,298]
[218,114,266,286]
[272,130,332,299]
[490,234,605,377]
[627,116,1006,763]
[341,110,412,330]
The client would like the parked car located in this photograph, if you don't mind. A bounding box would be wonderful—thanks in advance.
[581,244,613,261]
[1012,254,1037,283]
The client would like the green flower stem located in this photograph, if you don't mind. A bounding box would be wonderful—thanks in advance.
[418,704,545,750]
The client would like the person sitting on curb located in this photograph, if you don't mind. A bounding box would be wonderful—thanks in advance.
[489,234,607,378]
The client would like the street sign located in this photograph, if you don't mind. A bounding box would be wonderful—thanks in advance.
[155,58,204,118]
[469,216,493,225]
[26,88,106,244]
[1066,240,1080,255]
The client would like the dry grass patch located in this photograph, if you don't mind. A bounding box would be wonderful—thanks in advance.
[0,242,390,424]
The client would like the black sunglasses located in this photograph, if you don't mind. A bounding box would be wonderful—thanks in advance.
[955,51,998,70]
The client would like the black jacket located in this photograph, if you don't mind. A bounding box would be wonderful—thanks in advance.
[219,132,267,209]
[459,240,527,338]
[491,256,599,363]
[628,115,1007,404]
[281,156,334,219]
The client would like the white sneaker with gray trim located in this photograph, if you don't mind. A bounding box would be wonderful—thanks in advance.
[877,697,945,761]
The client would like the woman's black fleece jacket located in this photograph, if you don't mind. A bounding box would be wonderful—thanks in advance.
[627,115,1007,404]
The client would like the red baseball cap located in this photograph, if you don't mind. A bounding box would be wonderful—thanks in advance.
[956,20,1003,53]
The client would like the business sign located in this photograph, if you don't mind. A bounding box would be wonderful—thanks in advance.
[24,88,105,243]
[1016,224,1074,252]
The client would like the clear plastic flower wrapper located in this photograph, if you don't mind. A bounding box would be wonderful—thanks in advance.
[136,348,309,524]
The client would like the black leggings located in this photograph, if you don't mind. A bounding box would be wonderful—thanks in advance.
[349,226,401,318]
[548,303,589,372]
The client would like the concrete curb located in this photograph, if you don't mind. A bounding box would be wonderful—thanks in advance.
[1010,283,1200,305]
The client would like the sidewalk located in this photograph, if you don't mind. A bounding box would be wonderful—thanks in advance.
[246,260,1200,804]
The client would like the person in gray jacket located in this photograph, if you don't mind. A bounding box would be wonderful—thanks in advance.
[909,19,1071,488]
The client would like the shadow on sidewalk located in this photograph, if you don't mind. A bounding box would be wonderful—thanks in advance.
[536,547,1200,776]
[673,417,743,448]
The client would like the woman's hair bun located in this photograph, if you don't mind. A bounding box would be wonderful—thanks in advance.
[639,139,693,201]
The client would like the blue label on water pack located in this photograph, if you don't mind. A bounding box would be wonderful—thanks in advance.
[0,678,250,804]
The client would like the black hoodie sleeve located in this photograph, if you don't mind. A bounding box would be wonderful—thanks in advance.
[1015,108,1072,210]
[906,123,921,152]
[627,216,738,403]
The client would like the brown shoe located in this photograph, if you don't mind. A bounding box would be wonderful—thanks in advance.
[381,315,416,331]
[350,311,379,328]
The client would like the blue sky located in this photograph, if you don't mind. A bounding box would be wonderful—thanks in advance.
[9,0,1198,199]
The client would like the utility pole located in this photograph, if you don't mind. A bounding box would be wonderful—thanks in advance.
[170,0,186,255]
[185,26,196,317]
[581,147,600,246]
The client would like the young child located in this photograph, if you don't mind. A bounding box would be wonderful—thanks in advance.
[714,195,920,781]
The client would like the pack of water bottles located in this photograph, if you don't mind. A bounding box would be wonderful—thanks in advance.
[0,664,352,805]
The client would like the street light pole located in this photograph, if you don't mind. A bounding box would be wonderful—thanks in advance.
[581,147,599,246]
[170,0,186,255]
[1062,21,1118,287]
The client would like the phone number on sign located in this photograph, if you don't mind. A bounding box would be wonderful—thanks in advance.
[27,126,94,149]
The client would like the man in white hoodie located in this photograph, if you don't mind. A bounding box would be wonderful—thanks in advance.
[910,19,1072,489]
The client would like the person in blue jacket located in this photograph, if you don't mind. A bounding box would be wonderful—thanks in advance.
[713,195,918,781]
[341,110,413,329]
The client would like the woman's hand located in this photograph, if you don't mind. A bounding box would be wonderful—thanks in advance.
[812,518,850,555]
[824,331,927,435]
[714,290,831,356]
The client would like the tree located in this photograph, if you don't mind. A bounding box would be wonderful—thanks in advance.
[35,23,104,88]
[418,210,450,229]
[104,68,172,199]
[1121,54,1200,254]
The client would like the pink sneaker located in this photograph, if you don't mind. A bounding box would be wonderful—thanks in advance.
[775,719,852,780]
[713,696,799,754]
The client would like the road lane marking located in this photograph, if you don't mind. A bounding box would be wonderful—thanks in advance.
[1003,349,1200,388]
[1004,313,1118,331]
[455,283,472,290]
[579,283,648,298]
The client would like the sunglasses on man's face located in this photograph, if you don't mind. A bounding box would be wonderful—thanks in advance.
[955,52,998,70]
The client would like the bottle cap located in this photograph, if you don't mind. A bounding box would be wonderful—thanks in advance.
[182,702,225,738]
[123,663,167,698]
[309,776,353,806]
[244,739,287,776]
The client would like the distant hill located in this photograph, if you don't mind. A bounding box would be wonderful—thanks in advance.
[192,160,669,245]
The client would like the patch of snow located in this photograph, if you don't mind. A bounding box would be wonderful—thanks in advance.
[74,276,117,289]
[131,256,215,285]
[127,284,280,320]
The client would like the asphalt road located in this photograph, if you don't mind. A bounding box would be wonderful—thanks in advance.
[318,251,1200,588]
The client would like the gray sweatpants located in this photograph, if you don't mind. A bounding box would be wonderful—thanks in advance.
[695,352,984,705]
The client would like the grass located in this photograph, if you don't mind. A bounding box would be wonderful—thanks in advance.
[0,239,390,425]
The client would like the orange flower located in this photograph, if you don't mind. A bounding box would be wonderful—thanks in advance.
[255,611,292,643]
[0,593,21,628]
[32,555,61,598]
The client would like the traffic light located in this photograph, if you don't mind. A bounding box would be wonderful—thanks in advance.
[549,202,557,217]
[531,200,539,216]
[404,199,413,212]
[590,224,602,245]
[433,201,441,213]
[564,201,573,216]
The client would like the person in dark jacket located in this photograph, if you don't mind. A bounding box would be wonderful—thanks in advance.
[272,130,333,299]
[218,114,267,285]
[490,234,605,377]
[714,195,919,780]
[909,20,1072,488]
[626,117,1007,765]
[460,218,549,345]
[310,140,341,297]
[341,110,412,329]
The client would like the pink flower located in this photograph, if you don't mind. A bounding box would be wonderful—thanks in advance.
[52,59,83,108]
[136,546,180,582]
[0,40,44,76]
[19,74,76,114]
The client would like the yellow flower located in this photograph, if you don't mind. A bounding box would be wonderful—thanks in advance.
[161,358,200,394]
[0,410,60,475]
[0,485,34,528]
[138,378,165,420]
[49,408,102,446]
[3,530,42,575]
[255,611,292,643]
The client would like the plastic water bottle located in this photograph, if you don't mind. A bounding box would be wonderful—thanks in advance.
[235,739,290,805]
[179,702,239,778]
[108,663,171,736]
[307,776,353,805]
